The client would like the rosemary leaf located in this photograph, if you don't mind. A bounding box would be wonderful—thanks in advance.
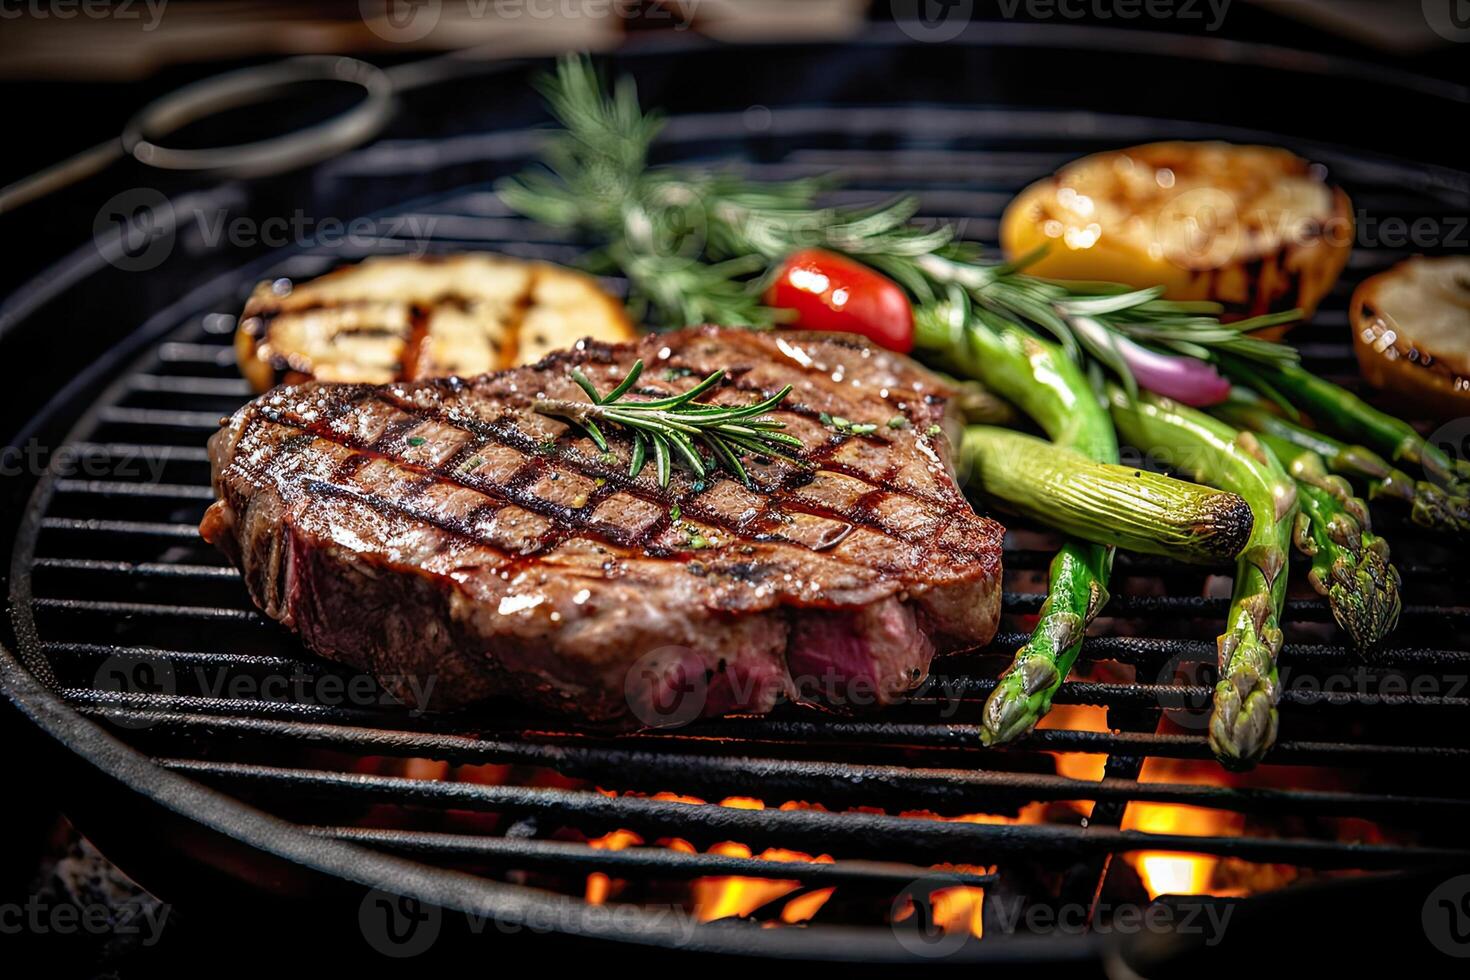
[534,359,802,487]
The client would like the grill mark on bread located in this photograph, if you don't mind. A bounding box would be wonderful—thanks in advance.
[495,269,536,371]
[398,303,433,381]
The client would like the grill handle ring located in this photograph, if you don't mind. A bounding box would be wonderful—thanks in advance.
[0,55,394,213]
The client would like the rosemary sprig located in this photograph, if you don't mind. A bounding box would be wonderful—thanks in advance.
[499,55,1302,388]
[533,360,805,487]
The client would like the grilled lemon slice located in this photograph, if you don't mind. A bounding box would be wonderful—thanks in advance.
[1352,256,1470,419]
[235,253,634,390]
[1001,142,1353,334]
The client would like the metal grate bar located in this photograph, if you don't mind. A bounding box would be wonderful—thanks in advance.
[34,599,259,620]
[156,342,237,367]
[1002,591,1470,622]
[156,759,1469,870]
[72,703,1470,767]
[52,480,216,501]
[66,442,213,463]
[33,558,239,579]
[39,518,208,538]
[129,374,255,397]
[98,407,228,429]
[83,711,1470,820]
[47,643,301,670]
[308,826,997,888]
[56,664,1470,716]
[983,633,1470,670]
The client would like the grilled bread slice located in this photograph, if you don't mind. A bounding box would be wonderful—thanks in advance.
[235,253,635,390]
[1001,142,1353,335]
[1352,256,1470,419]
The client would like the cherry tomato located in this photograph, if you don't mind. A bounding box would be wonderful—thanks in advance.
[765,248,915,353]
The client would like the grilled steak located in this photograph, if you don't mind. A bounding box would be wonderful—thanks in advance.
[201,327,1004,726]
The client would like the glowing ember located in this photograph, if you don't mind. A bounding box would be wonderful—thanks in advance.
[585,828,643,905]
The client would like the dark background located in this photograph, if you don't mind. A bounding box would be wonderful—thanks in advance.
[1,1,1465,299]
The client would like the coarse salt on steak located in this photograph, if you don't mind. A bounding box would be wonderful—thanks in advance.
[200,327,1004,726]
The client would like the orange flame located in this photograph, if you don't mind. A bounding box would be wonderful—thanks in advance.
[690,798,836,924]
[1037,703,1111,784]
[1122,757,1243,898]
[894,886,985,939]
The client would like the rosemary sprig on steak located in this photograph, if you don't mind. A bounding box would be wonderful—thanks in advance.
[533,359,804,487]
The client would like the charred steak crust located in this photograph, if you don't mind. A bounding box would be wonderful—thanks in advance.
[201,327,1004,725]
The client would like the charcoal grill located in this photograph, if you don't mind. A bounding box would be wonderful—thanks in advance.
[3,25,1469,971]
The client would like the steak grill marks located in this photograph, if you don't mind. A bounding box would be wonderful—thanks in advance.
[235,336,993,576]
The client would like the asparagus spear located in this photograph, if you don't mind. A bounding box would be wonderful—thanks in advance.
[1215,391,1470,535]
[1108,387,1297,771]
[1222,359,1470,495]
[915,305,1116,744]
[963,426,1255,565]
[1282,448,1401,653]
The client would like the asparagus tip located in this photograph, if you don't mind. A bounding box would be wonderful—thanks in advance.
[981,655,1060,746]
[1209,611,1283,769]
[1324,544,1403,655]
[1210,684,1280,772]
